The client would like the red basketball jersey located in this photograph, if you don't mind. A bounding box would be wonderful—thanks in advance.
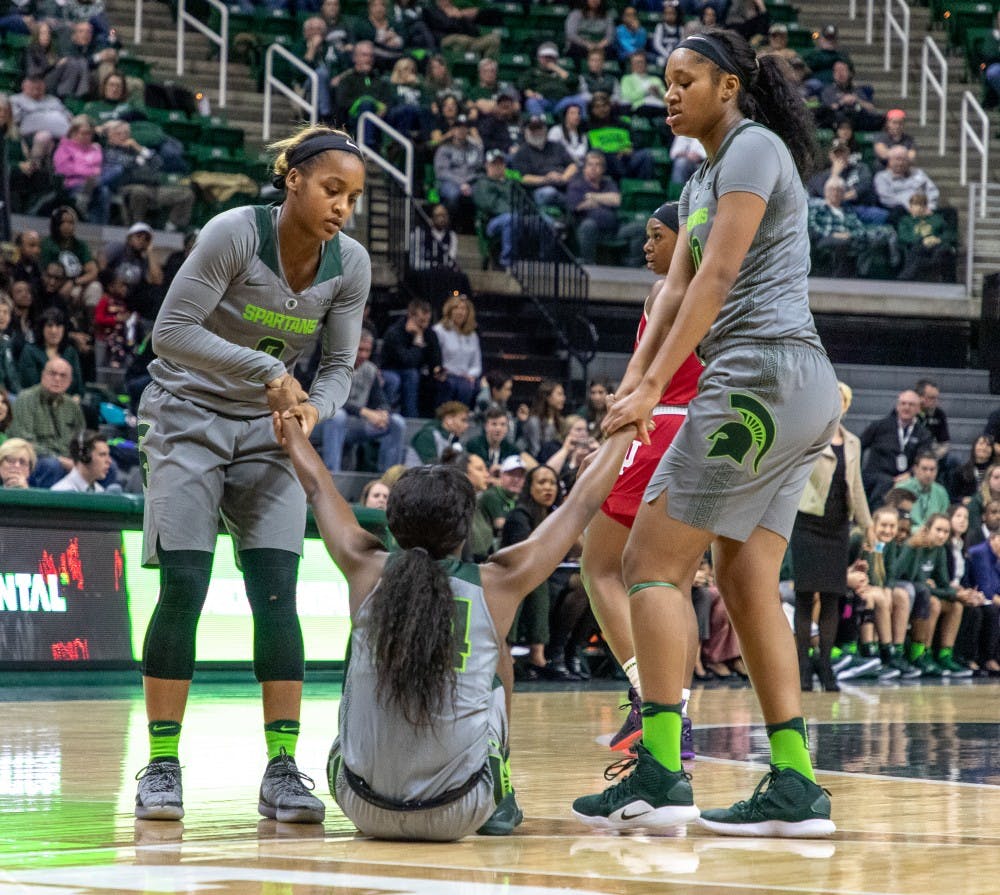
[634,311,703,406]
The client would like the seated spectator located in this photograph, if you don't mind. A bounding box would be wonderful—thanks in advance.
[964,529,1000,674]
[651,1,683,69]
[50,430,112,492]
[93,274,139,369]
[47,20,117,101]
[896,192,956,282]
[874,147,940,219]
[682,4,717,37]
[802,24,852,94]
[383,56,426,140]
[359,478,390,510]
[510,115,578,210]
[411,400,470,463]
[818,60,884,132]
[585,91,655,181]
[101,120,195,231]
[18,308,84,395]
[565,0,616,64]
[83,73,188,174]
[548,104,588,168]
[806,139,884,225]
[467,57,504,117]
[519,42,586,120]
[807,176,867,278]
[873,108,916,168]
[669,133,706,184]
[9,74,72,144]
[424,53,461,105]
[432,114,483,230]
[316,328,406,474]
[577,376,613,437]
[100,222,166,323]
[0,388,9,436]
[466,403,520,474]
[350,0,404,72]
[758,22,800,66]
[951,436,994,504]
[0,437,36,489]
[407,204,472,304]
[294,15,339,122]
[969,466,1000,540]
[427,93,470,153]
[11,230,45,300]
[544,414,599,495]
[566,150,645,265]
[975,10,1000,109]
[578,47,623,107]
[36,261,95,379]
[5,281,35,363]
[0,299,20,395]
[474,149,516,269]
[726,0,769,42]
[331,41,390,138]
[390,0,436,51]
[619,51,666,117]
[380,298,442,418]
[476,86,522,157]
[615,6,648,64]
[53,114,109,224]
[40,205,101,308]
[423,0,500,57]
[23,19,59,85]
[317,0,356,68]
[860,389,933,505]
[432,292,482,409]
[8,356,86,488]
[521,379,567,461]
[470,454,527,560]
[899,452,951,528]
[474,370,518,426]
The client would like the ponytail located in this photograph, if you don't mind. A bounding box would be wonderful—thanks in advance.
[368,547,458,727]
[740,53,817,180]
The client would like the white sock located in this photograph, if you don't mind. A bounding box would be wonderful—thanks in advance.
[681,688,691,716]
[622,656,642,697]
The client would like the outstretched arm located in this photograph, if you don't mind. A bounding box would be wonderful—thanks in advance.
[275,412,386,603]
[480,428,633,636]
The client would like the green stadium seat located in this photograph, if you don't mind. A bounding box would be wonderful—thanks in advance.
[945,2,997,52]
[620,178,664,214]
[765,1,800,25]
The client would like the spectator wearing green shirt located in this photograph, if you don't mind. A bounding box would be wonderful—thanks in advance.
[40,205,101,308]
[466,404,520,476]
[472,455,527,560]
[899,453,951,528]
[410,401,470,464]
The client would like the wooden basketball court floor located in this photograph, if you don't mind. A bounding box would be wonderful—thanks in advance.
[3,678,1000,895]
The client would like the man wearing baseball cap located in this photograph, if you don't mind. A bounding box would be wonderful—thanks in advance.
[510,115,577,210]
[802,22,853,91]
[874,108,916,168]
[470,453,529,560]
[519,41,586,119]
[101,220,165,321]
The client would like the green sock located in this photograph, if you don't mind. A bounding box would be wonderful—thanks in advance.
[766,718,815,782]
[264,719,300,760]
[641,701,683,772]
[148,720,181,762]
[909,642,926,662]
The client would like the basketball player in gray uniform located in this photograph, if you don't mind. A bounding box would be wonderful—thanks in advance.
[574,30,840,837]
[134,127,370,824]
[272,408,634,840]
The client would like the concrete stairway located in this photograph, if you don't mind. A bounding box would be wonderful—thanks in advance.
[792,0,1000,298]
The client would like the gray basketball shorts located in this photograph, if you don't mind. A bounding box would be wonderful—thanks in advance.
[645,341,840,542]
[332,687,506,841]
[138,381,307,567]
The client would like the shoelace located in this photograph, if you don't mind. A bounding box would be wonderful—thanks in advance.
[135,762,181,791]
[604,755,638,783]
[732,768,831,820]
[269,748,317,793]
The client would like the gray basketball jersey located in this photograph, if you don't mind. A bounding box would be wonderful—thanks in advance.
[679,120,823,356]
[339,559,502,804]
[149,204,371,419]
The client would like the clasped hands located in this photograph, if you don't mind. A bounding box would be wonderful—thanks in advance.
[266,373,318,438]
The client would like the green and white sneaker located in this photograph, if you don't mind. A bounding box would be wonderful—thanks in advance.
[477,792,524,835]
[572,743,700,832]
[699,766,835,838]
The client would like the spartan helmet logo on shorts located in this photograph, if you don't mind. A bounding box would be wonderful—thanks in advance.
[706,393,776,474]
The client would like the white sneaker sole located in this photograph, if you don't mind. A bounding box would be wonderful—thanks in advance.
[572,803,700,832]
[698,816,836,838]
[258,799,325,824]
[135,803,184,821]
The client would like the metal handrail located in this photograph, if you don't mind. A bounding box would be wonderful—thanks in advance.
[177,0,228,109]
[919,36,948,156]
[356,112,414,242]
[851,0,876,44]
[134,0,144,44]
[884,0,910,98]
[959,91,990,218]
[262,44,319,142]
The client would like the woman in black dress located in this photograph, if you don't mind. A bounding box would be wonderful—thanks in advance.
[791,382,873,691]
